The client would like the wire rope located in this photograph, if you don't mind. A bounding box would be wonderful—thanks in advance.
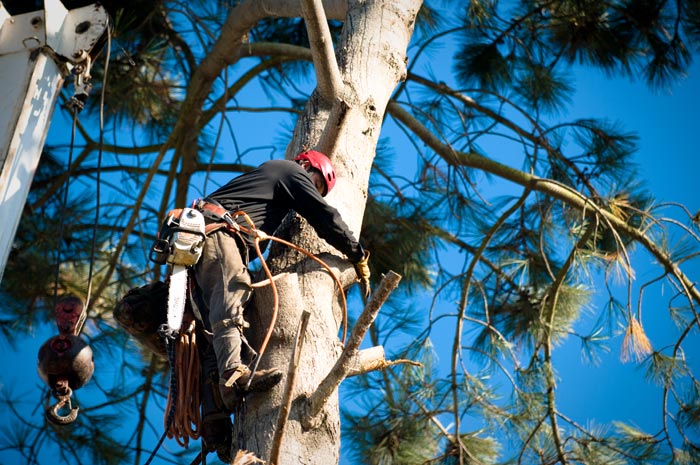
[82,25,111,327]
[52,110,78,309]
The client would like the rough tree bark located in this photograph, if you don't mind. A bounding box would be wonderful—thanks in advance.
[236,1,422,464]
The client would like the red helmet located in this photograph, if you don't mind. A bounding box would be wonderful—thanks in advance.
[294,150,336,195]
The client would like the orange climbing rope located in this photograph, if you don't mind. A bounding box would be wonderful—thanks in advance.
[232,210,349,350]
[165,318,201,447]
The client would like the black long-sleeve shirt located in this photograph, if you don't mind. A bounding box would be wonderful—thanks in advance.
[207,159,364,263]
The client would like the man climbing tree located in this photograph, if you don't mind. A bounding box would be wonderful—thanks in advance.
[189,151,370,461]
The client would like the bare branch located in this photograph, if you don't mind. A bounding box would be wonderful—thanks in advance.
[303,271,402,429]
[300,0,344,101]
[270,310,311,465]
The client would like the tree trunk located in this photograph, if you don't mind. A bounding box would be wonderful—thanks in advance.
[239,1,421,463]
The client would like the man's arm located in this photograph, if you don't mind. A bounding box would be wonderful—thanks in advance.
[277,162,371,296]
[279,165,365,263]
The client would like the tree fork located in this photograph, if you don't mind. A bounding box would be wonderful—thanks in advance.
[235,2,422,463]
[300,0,353,158]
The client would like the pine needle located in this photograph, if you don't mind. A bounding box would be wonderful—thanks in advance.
[620,317,653,363]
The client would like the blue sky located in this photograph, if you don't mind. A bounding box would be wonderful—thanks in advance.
[556,62,700,438]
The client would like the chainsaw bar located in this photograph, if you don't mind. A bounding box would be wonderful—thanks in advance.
[166,264,188,335]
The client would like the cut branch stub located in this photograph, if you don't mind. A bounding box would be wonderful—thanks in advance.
[346,345,386,377]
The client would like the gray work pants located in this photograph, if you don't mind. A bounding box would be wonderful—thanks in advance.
[194,230,252,378]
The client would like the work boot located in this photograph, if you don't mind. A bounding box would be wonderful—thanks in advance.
[218,366,283,410]
[201,413,232,463]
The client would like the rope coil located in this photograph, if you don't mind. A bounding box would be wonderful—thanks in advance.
[165,318,201,447]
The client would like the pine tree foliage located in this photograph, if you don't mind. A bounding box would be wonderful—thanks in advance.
[342,335,441,465]
[1,0,699,464]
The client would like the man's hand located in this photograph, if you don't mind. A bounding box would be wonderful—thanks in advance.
[354,250,371,299]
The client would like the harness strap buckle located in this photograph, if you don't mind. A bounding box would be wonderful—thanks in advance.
[196,199,241,232]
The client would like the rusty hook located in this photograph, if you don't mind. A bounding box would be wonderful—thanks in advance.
[46,388,79,425]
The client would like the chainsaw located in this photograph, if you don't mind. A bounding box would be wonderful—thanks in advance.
[150,207,206,337]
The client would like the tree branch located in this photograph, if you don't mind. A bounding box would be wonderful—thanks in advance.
[270,310,311,465]
[300,0,344,101]
[541,222,596,465]
[303,271,402,429]
[387,101,700,310]
[200,55,292,127]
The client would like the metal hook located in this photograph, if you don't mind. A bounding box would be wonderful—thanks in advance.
[46,388,79,425]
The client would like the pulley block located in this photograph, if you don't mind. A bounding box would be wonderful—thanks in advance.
[36,295,94,425]
[37,334,94,391]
